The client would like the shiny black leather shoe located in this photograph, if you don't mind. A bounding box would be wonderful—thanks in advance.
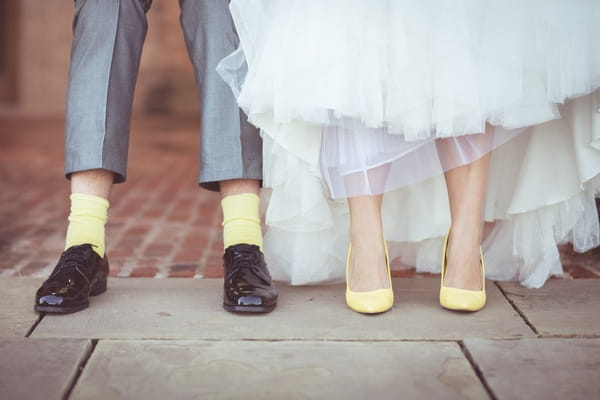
[34,244,109,313]
[223,244,278,313]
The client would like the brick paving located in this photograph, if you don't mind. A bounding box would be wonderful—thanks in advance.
[1,117,599,280]
[0,117,223,279]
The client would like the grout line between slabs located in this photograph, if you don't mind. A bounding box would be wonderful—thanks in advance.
[494,282,539,336]
[40,337,515,343]
[459,340,498,400]
[62,338,99,400]
[536,333,600,339]
[25,313,44,338]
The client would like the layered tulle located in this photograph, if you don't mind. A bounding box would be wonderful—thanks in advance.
[227,0,600,137]
[219,0,600,287]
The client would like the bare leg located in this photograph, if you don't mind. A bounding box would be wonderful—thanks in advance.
[347,194,389,291]
[442,150,490,291]
[219,179,260,199]
[71,169,114,200]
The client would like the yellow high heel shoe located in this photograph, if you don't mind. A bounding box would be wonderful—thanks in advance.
[345,242,394,314]
[439,231,486,312]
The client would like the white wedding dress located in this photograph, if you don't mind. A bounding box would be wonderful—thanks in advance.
[219,0,600,287]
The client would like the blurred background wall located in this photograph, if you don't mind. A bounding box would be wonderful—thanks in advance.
[0,0,200,118]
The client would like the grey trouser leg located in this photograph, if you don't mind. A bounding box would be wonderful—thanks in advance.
[65,0,151,183]
[180,0,262,191]
[65,0,262,190]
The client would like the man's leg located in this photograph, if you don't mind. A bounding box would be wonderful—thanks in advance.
[179,0,277,313]
[35,0,152,314]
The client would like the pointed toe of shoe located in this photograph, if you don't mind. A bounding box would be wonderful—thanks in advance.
[346,288,394,314]
[439,287,486,312]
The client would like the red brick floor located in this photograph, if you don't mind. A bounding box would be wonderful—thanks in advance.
[1,117,599,280]
[0,117,224,278]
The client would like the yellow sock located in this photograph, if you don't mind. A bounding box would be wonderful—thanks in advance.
[65,193,109,257]
[221,193,263,250]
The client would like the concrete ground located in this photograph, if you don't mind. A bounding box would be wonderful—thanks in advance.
[2,278,600,399]
[1,118,600,399]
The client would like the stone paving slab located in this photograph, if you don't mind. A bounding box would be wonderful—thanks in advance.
[498,280,600,337]
[0,337,91,399]
[0,278,42,337]
[464,338,600,400]
[71,340,488,400]
[32,278,533,340]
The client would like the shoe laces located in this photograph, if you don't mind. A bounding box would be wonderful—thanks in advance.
[230,248,261,272]
[226,247,272,283]
[49,244,95,280]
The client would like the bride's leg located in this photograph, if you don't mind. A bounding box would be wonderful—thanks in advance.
[347,194,389,291]
[438,130,492,291]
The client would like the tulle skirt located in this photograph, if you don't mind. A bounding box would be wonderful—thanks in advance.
[219,0,600,287]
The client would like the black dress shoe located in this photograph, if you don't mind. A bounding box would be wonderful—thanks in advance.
[223,244,278,313]
[34,244,108,313]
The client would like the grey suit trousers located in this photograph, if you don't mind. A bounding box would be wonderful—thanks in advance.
[64,0,262,191]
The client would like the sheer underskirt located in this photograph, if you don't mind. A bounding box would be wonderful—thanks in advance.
[259,94,600,287]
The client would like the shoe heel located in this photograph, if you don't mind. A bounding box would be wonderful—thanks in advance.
[90,275,107,296]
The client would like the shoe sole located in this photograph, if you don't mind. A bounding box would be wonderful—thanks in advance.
[440,304,486,312]
[222,303,276,313]
[34,278,107,314]
[34,302,90,314]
